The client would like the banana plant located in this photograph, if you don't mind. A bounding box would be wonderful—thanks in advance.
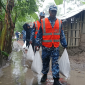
[1,51,9,57]
[0,0,6,11]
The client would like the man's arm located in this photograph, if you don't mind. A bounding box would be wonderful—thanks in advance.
[30,23,36,42]
[35,26,43,46]
[60,25,67,48]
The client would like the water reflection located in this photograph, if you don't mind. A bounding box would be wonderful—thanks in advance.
[11,51,27,85]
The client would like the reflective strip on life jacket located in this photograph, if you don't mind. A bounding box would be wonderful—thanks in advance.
[43,40,60,42]
[34,21,40,38]
[35,21,38,32]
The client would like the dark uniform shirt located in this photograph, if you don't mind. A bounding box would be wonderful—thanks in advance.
[23,23,33,41]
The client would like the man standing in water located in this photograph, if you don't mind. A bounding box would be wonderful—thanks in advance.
[35,5,67,85]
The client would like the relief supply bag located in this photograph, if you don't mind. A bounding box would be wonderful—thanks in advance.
[31,51,42,74]
[22,41,26,49]
[58,49,70,79]
[26,44,34,61]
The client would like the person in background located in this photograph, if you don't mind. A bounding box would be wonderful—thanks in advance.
[35,5,67,85]
[23,23,34,50]
[29,12,45,51]
[15,31,19,41]
[21,30,26,43]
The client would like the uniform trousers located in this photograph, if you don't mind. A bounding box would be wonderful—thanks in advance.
[42,46,60,78]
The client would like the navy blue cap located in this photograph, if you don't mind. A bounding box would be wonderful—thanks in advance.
[49,5,57,11]
[39,12,45,16]
[27,24,30,27]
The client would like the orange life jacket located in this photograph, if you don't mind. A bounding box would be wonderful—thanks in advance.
[34,21,40,38]
[41,18,61,48]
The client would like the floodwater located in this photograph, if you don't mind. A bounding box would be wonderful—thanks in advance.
[0,50,28,85]
[0,41,54,85]
[0,41,85,85]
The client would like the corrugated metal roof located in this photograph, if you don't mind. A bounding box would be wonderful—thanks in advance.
[58,5,85,20]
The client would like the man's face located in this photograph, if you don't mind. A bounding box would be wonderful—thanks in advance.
[40,16,45,20]
[49,10,57,19]
[27,26,30,29]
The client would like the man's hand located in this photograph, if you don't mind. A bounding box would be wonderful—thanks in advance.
[29,41,32,44]
[35,46,39,51]
[64,47,67,49]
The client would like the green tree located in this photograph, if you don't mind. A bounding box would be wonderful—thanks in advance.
[54,0,63,5]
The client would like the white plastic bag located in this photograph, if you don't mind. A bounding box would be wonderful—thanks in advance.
[58,49,70,78]
[26,77,34,85]
[22,41,26,49]
[26,44,34,61]
[31,51,42,74]
[12,41,20,51]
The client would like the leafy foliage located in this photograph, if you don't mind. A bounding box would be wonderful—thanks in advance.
[0,0,6,11]
[31,12,39,21]
[0,0,6,21]
[82,1,85,4]
[0,9,5,21]
[15,21,24,32]
[1,51,9,57]
[11,0,39,23]
[11,0,42,32]
[14,15,35,33]
[54,0,63,5]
